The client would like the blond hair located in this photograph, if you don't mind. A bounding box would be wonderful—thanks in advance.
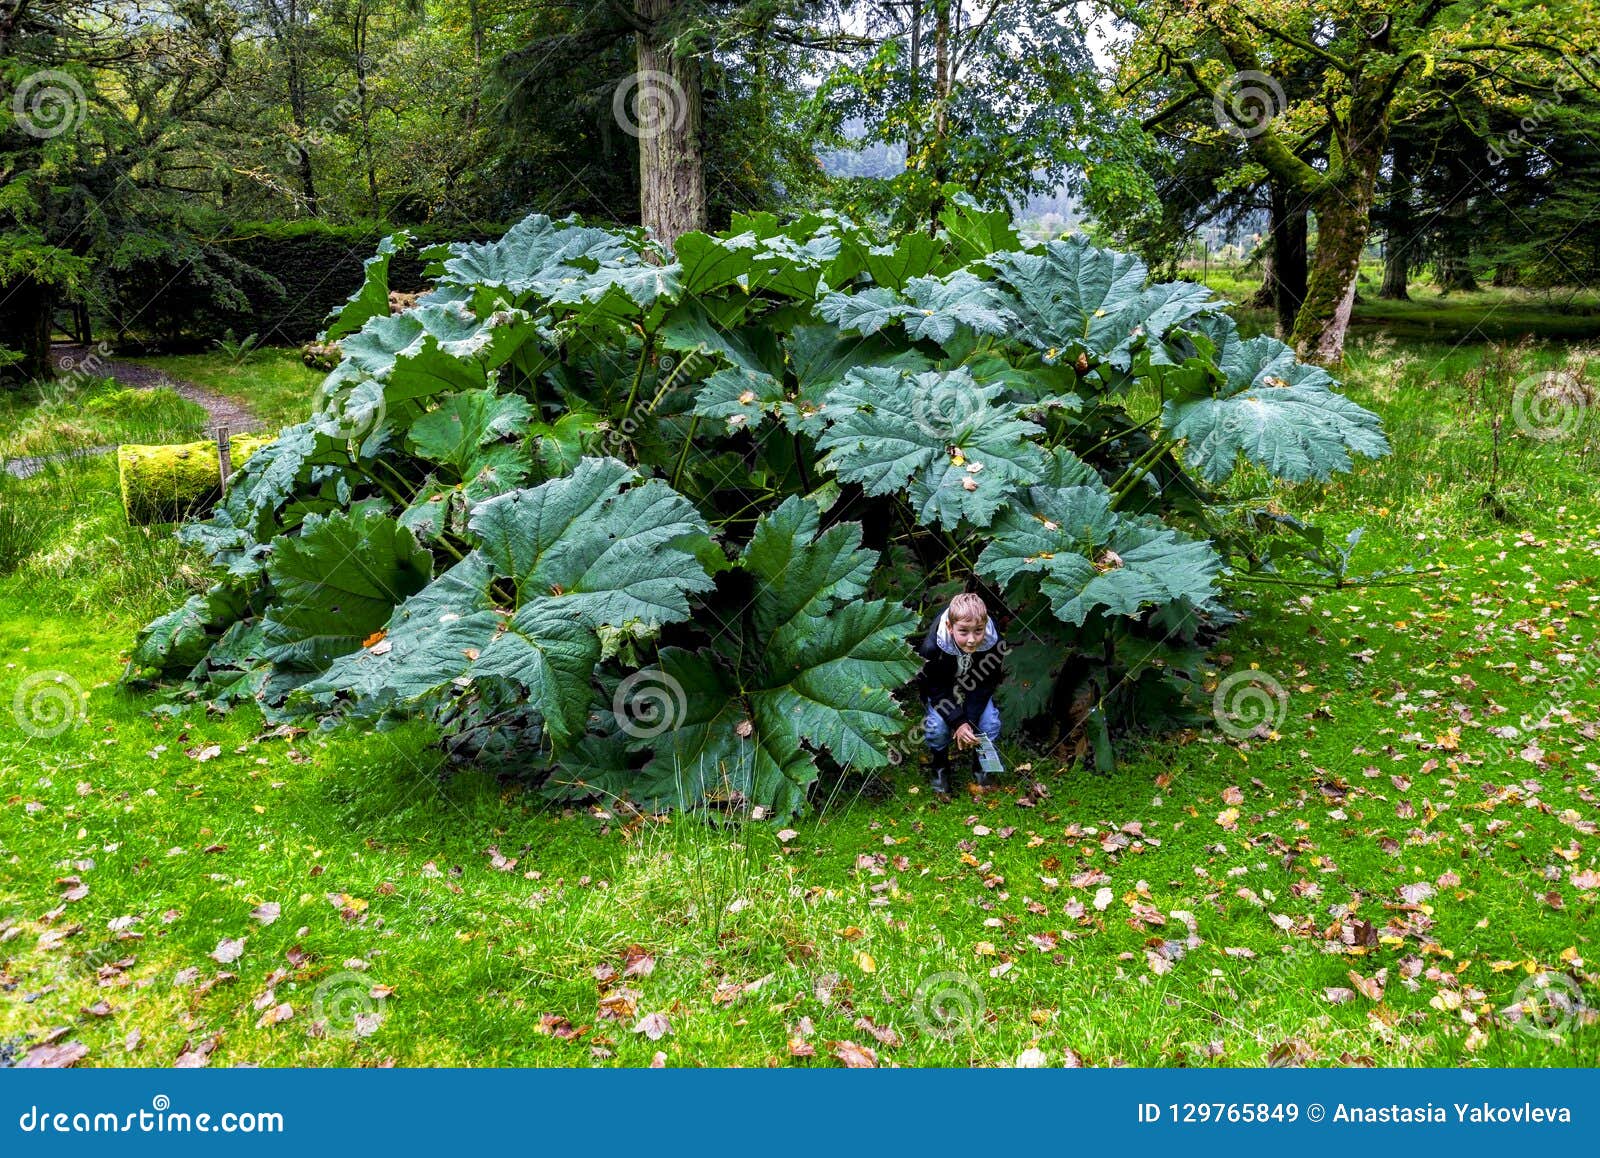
[945,592,989,627]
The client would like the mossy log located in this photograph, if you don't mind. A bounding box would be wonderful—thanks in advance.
[118,434,271,525]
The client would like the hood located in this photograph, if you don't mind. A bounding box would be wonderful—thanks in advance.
[935,611,999,656]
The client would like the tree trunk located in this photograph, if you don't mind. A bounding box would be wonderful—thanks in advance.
[1288,90,1387,365]
[1379,243,1409,300]
[1491,263,1518,287]
[1270,186,1308,340]
[1378,138,1412,300]
[274,0,320,216]
[1247,246,1274,309]
[0,278,56,384]
[355,9,379,218]
[1436,250,1478,293]
[636,0,706,248]
[906,0,921,169]
[1291,187,1373,364]
[928,0,953,232]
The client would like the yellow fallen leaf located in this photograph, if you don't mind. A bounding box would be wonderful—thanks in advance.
[855,952,876,974]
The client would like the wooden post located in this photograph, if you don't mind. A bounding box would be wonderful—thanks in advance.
[215,425,232,488]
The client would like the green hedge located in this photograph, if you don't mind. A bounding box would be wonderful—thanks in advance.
[101,220,507,348]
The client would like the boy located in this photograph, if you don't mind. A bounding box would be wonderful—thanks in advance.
[916,592,1005,794]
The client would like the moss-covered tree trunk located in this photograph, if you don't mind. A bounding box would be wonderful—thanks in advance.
[1379,138,1413,300]
[1288,89,1388,365]
[636,0,706,248]
[1292,186,1374,365]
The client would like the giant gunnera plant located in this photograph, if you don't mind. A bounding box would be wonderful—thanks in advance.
[125,195,1388,818]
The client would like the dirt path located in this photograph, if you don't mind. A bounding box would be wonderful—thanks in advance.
[3,346,263,481]
[50,343,261,434]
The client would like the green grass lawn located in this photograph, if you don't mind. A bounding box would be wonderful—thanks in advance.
[0,376,209,461]
[2,333,1597,1069]
[129,348,324,434]
[1184,262,1600,345]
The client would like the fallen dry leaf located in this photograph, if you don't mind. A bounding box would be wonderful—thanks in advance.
[210,937,246,964]
[633,1012,672,1041]
[20,1041,89,1068]
[831,1040,877,1068]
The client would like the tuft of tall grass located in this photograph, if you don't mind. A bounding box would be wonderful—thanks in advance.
[0,376,208,459]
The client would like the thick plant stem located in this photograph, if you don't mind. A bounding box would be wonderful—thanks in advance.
[622,334,655,423]
[672,416,700,490]
[1108,439,1174,509]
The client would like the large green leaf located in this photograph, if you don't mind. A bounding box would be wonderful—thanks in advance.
[177,423,344,575]
[992,238,1217,369]
[261,507,433,670]
[816,367,1046,529]
[690,326,927,437]
[1162,321,1390,483]
[977,483,1221,626]
[406,388,534,492]
[657,299,778,377]
[321,231,410,342]
[128,582,254,677]
[739,495,876,638]
[432,214,635,298]
[591,500,918,818]
[900,270,1016,344]
[467,456,714,633]
[468,599,600,747]
[338,304,534,402]
[296,459,714,741]
[293,553,501,713]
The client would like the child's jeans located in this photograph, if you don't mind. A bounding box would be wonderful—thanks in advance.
[924,700,1001,752]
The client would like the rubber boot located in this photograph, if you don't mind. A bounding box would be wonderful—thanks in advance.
[928,747,952,795]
